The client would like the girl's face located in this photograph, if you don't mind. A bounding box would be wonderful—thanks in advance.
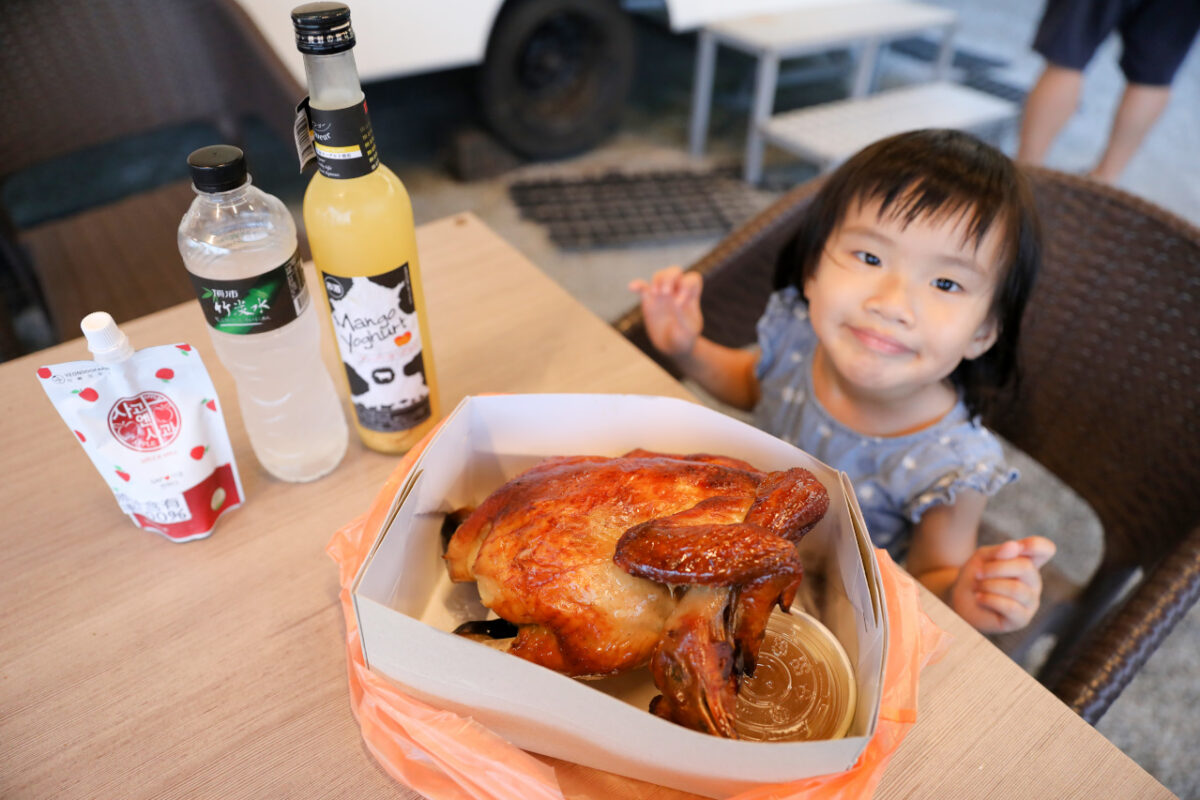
[804,196,1003,401]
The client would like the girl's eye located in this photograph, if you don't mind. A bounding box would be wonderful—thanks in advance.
[932,277,962,293]
[853,251,881,266]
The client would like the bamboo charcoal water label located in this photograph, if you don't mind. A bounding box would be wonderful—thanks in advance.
[307,101,379,179]
[322,264,431,432]
[189,251,309,335]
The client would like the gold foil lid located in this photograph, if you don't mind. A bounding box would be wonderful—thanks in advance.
[734,610,857,742]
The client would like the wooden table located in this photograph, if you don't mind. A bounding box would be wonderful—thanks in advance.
[0,214,1174,799]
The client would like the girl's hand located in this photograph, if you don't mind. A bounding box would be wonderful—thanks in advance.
[629,267,703,359]
[949,536,1057,633]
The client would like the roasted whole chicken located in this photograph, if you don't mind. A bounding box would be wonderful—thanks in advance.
[443,449,829,737]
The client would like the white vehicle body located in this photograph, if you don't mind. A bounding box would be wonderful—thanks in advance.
[236,0,882,85]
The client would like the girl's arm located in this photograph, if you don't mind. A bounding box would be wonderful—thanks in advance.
[676,337,760,411]
[905,490,1056,634]
[630,267,760,411]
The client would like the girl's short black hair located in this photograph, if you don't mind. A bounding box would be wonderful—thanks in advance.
[774,128,1042,417]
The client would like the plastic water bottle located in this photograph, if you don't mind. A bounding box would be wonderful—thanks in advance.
[178,145,348,482]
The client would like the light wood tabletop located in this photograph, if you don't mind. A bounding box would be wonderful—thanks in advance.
[0,213,1174,799]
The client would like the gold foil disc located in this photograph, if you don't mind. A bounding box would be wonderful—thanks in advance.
[734,610,857,742]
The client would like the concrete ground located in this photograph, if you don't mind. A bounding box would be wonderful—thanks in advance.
[335,1,1196,796]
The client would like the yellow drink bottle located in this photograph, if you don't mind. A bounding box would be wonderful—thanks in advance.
[292,2,438,453]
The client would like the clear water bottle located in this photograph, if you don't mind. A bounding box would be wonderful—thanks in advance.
[178,145,348,482]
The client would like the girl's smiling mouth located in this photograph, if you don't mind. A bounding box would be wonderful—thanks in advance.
[848,326,914,356]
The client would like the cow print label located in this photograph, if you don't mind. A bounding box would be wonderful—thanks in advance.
[322,263,431,432]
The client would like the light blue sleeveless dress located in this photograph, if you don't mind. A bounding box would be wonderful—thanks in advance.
[753,287,1017,559]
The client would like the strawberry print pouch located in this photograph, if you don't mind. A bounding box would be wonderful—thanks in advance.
[37,320,244,542]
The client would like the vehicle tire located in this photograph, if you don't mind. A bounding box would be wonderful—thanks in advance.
[479,0,635,160]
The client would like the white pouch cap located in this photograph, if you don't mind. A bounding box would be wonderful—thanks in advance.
[81,312,134,363]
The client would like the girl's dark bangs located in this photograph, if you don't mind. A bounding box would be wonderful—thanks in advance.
[864,176,1003,251]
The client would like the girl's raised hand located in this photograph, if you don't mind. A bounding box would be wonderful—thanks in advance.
[950,536,1057,633]
[628,266,704,359]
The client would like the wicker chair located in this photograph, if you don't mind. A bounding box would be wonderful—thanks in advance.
[0,0,303,357]
[614,166,1200,725]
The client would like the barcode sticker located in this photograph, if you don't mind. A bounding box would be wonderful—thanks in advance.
[294,97,316,173]
[114,491,194,524]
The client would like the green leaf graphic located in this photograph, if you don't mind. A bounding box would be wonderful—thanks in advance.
[214,279,281,335]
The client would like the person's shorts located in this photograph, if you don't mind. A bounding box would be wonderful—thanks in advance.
[1033,0,1200,86]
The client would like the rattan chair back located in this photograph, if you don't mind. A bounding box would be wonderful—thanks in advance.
[990,169,1200,574]
[0,0,300,178]
[0,0,302,353]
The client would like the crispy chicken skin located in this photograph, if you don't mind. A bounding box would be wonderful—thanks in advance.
[443,450,829,736]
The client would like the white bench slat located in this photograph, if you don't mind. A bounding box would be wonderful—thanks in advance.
[760,82,1018,170]
[708,1,956,56]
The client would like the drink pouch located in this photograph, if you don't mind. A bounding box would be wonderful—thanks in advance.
[37,314,244,542]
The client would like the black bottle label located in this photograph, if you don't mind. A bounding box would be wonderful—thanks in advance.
[188,251,309,335]
[322,263,432,432]
[305,100,380,179]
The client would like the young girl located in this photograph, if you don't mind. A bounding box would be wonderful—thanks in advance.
[630,129,1056,634]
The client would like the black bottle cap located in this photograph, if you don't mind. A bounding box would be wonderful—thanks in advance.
[292,2,355,54]
[187,145,248,193]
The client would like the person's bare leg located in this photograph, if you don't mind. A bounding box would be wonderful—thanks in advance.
[1017,65,1085,165]
[1089,82,1171,183]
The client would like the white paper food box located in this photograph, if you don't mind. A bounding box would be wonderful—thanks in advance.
[353,394,888,799]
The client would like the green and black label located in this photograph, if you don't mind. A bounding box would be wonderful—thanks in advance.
[189,250,309,335]
[306,100,380,180]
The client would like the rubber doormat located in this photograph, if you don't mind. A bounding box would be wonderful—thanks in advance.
[959,72,1028,104]
[508,168,766,250]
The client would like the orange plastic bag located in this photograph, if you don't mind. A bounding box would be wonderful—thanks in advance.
[327,423,952,800]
